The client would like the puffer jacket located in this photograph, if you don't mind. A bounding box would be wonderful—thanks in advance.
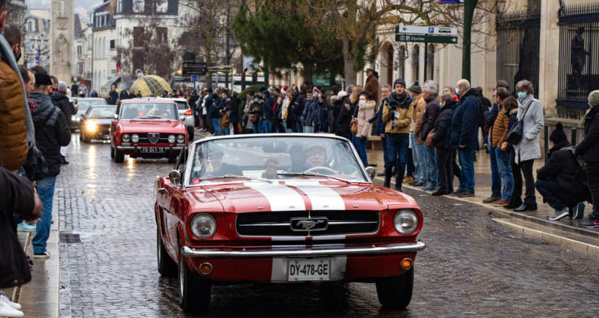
[0,167,34,288]
[357,100,375,138]
[513,95,544,163]
[364,75,379,104]
[0,45,29,170]
[52,91,76,126]
[575,105,599,163]
[446,88,480,151]
[411,95,426,137]
[491,105,509,147]
[419,96,440,143]
[383,92,413,134]
[431,101,455,148]
[29,92,71,177]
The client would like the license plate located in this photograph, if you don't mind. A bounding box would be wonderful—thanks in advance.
[287,258,331,281]
[141,147,165,153]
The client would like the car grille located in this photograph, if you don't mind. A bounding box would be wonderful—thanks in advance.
[236,210,379,237]
[137,133,170,144]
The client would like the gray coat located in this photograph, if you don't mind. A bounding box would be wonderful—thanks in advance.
[513,95,544,163]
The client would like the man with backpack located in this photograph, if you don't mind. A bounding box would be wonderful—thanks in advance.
[29,71,71,259]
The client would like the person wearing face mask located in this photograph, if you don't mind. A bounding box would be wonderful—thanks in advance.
[0,21,35,172]
[510,80,544,212]
[354,92,375,166]
[574,90,599,227]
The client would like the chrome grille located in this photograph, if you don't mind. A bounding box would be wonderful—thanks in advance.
[137,133,170,143]
[236,210,379,237]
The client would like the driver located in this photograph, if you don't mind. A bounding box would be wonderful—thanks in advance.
[201,147,243,177]
[303,143,326,169]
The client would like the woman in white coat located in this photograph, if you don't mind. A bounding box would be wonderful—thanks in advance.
[512,80,544,212]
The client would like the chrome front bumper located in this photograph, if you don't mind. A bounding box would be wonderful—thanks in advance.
[116,146,184,151]
[181,241,426,258]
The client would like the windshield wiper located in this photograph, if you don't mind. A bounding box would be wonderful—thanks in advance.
[201,175,271,182]
[277,172,352,184]
[135,116,169,120]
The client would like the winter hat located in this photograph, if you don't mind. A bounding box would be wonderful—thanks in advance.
[588,90,599,108]
[337,91,348,99]
[34,73,52,85]
[359,91,370,99]
[283,86,289,91]
[550,122,568,144]
[393,78,406,88]
[408,82,422,94]
[58,81,68,93]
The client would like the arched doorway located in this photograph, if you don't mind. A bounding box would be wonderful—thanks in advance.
[412,45,420,84]
[426,44,435,81]
[398,45,406,79]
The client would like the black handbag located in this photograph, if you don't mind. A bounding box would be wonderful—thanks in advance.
[506,100,532,145]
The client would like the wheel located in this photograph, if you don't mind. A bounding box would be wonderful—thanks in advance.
[375,267,414,310]
[187,126,194,141]
[157,227,177,276]
[179,246,211,314]
[82,131,90,143]
[110,146,115,159]
[114,147,125,163]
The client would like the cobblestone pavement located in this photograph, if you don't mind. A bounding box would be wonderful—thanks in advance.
[59,137,599,317]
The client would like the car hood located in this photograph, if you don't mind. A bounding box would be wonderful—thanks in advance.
[187,179,416,213]
[118,120,186,133]
[85,118,113,125]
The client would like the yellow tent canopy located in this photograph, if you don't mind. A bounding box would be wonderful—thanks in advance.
[130,75,172,97]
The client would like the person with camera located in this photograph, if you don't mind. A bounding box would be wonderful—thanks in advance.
[382,79,413,192]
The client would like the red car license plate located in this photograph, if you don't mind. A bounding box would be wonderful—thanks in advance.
[141,147,165,153]
[287,258,331,281]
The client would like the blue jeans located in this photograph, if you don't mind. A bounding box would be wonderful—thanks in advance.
[535,179,566,210]
[263,119,273,133]
[495,147,514,201]
[33,176,57,254]
[221,126,230,135]
[212,118,221,136]
[295,120,304,133]
[425,146,438,187]
[458,149,475,192]
[352,135,368,166]
[384,134,410,189]
[411,134,427,183]
[489,141,501,197]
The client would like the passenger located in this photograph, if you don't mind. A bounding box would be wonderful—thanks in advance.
[303,144,326,169]
[201,148,242,177]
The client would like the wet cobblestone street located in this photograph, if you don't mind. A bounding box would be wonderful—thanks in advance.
[59,137,599,317]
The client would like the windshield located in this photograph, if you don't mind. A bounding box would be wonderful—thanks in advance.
[87,106,116,117]
[188,136,368,185]
[176,101,189,110]
[119,103,178,120]
[78,99,106,113]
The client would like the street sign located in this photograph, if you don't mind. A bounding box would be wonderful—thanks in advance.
[395,34,458,44]
[191,75,198,82]
[182,62,207,75]
[208,65,232,73]
[396,25,458,36]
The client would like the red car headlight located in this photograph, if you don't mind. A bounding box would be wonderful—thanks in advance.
[393,209,419,235]
[190,213,217,239]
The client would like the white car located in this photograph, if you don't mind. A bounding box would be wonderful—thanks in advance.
[158,98,195,140]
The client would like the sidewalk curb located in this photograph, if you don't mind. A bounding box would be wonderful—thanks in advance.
[493,218,599,257]
[373,176,599,251]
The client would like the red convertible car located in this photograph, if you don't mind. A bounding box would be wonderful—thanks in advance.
[154,134,426,313]
[110,99,189,163]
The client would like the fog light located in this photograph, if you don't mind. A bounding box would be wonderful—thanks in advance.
[199,262,213,275]
[400,258,413,270]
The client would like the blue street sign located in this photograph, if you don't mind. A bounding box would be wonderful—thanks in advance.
[428,27,434,33]
[191,75,198,82]
[35,56,40,65]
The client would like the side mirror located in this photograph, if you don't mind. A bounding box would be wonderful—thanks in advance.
[365,166,376,180]
[113,114,118,120]
[180,116,186,122]
[168,170,182,186]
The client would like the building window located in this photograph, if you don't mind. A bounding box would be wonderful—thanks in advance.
[133,27,144,48]
[427,44,435,81]
[156,0,168,13]
[110,40,115,50]
[28,21,32,32]
[398,45,406,79]
[411,45,420,84]
[77,45,82,56]
[133,0,144,13]
[117,0,123,13]
[156,27,167,44]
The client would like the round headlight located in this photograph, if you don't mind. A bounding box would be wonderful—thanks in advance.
[122,133,130,143]
[177,134,185,144]
[394,209,419,235]
[131,134,139,143]
[168,134,176,143]
[190,213,217,239]
[85,121,98,132]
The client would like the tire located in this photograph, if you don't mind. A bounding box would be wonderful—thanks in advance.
[157,227,177,277]
[114,147,125,163]
[179,247,211,314]
[375,267,414,310]
[110,146,115,159]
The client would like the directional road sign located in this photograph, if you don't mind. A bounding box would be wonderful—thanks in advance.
[396,25,458,36]
[182,62,207,76]
[395,34,458,44]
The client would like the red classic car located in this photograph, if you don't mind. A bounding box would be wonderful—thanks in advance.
[154,134,426,313]
[110,99,189,163]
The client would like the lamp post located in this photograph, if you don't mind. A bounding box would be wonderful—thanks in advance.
[461,0,479,82]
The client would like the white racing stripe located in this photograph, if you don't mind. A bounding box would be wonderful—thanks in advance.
[248,182,306,211]
[293,185,346,210]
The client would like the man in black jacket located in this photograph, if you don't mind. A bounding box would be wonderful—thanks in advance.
[536,123,590,221]
[119,88,129,101]
[52,81,76,164]
[30,72,71,259]
[575,90,599,227]
[431,95,456,196]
